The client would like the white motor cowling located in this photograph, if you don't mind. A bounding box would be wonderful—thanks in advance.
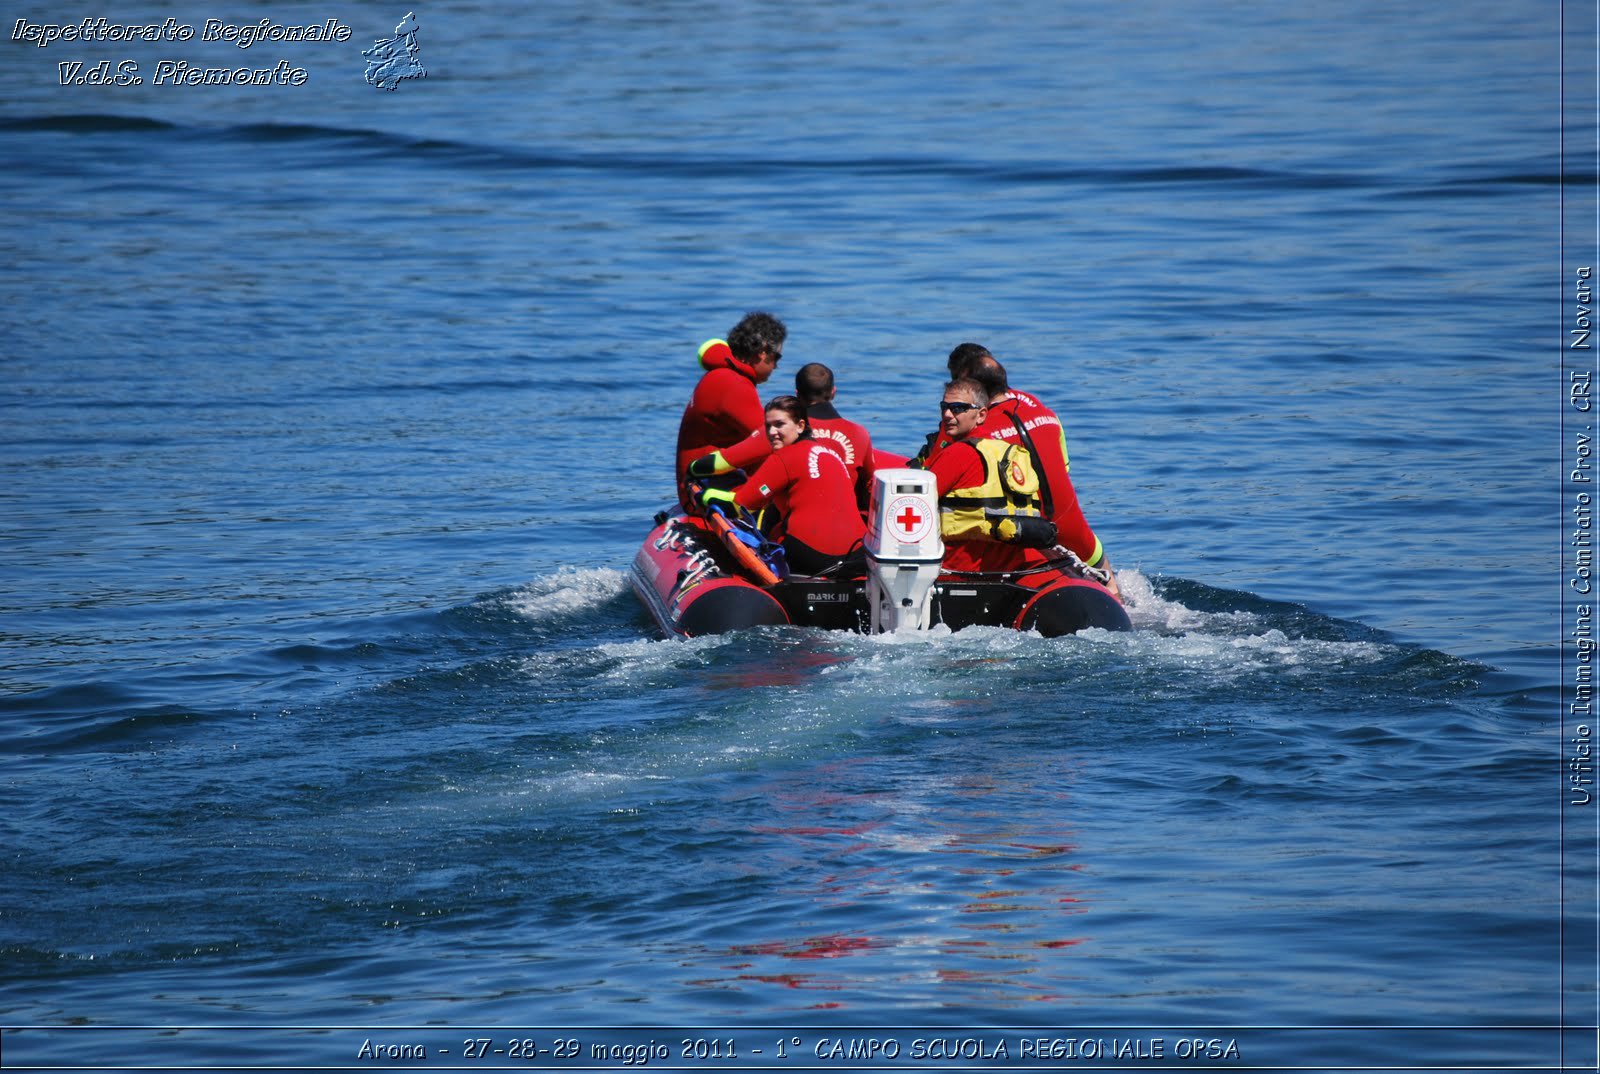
[863,468,944,632]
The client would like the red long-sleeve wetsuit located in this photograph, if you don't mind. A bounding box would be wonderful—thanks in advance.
[804,400,876,509]
[674,340,773,504]
[921,435,1049,574]
[916,389,1103,568]
[733,439,865,571]
[978,393,1102,568]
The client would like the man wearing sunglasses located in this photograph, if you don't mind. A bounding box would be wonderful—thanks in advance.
[923,344,1117,598]
[959,350,1118,599]
[920,378,1048,574]
[675,311,786,506]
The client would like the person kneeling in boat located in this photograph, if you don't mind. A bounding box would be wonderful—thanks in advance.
[919,378,1060,575]
[699,396,865,576]
[675,312,786,507]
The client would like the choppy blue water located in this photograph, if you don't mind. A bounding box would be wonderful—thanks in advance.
[0,1,1585,1070]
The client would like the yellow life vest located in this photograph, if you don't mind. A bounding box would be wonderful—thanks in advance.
[933,439,1058,548]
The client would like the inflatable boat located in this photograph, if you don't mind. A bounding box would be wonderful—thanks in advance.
[631,468,1131,639]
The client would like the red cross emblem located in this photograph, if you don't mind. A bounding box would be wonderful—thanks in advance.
[885,494,933,544]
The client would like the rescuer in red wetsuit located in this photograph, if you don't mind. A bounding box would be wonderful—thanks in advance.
[701,396,865,576]
[794,361,876,510]
[919,344,1119,597]
[918,379,1052,574]
[675,311,786,505]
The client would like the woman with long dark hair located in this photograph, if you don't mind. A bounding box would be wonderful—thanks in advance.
[703,396,864,576]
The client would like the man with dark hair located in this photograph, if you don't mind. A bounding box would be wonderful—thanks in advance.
[946,341,993,379]
[949,343,1073,469]
[794,361,876,509]
[675,311,786,505]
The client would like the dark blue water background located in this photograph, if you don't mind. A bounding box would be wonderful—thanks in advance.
[0,1,1580,1068]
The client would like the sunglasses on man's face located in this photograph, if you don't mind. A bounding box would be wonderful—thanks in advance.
[940,400,980,415]
[765,351,783,365]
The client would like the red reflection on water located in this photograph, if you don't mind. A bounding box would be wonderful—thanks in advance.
[704,754,1104,1008]
[702,644,852,691]
[690,932,882,1003]
[730,933,879,960]
[734,972,835,990]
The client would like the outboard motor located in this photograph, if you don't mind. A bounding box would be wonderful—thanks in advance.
[863,468,944,632]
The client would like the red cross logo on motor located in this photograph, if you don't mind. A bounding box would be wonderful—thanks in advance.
[886,494,933,544]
